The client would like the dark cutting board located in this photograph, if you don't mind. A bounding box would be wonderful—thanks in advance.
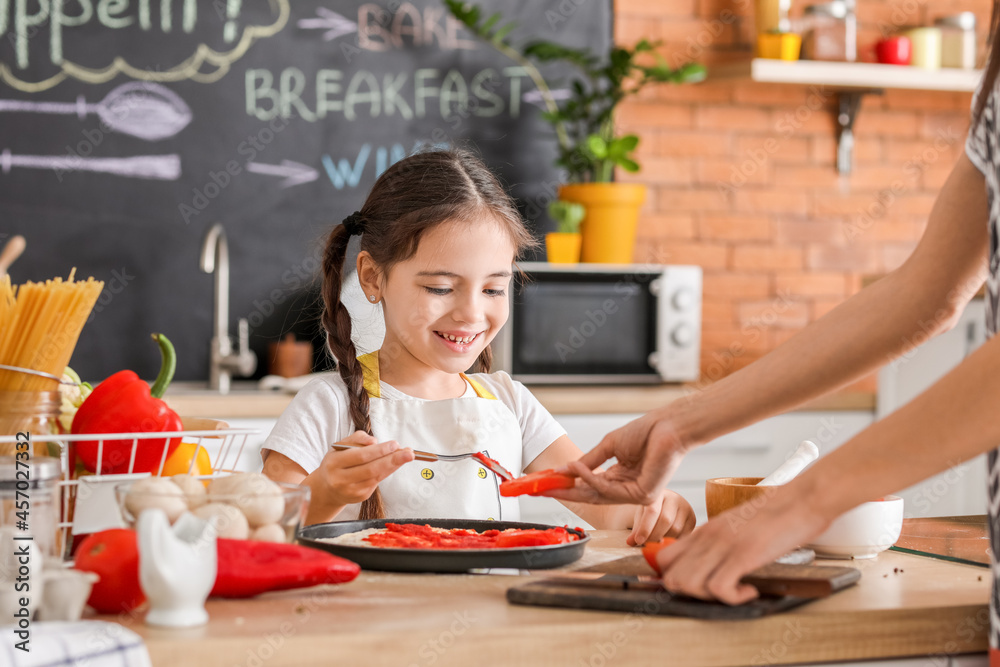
[507,555,859,621]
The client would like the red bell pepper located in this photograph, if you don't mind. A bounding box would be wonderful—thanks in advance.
[499,469,576,497]
[212,539,361,598]
[72,333,183,474]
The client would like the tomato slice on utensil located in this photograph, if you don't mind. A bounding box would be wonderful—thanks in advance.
[499,469,576,497]
[641,537,677,576]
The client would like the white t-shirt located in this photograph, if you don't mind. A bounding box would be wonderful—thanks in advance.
[261,371,566,478]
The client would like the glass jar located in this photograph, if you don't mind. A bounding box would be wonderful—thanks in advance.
[800,1,857,62]
[904,26,942,70]
[0,391,65,559]
[0,391,61,458]
[935,13,977,69]
[0,456,62,559]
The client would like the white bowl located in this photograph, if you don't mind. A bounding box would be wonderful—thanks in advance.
[806,496,904,559]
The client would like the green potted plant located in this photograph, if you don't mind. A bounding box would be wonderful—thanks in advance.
[446,1,706,263]
[545,200,585,263]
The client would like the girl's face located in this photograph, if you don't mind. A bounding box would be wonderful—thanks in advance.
[373,217,516,376]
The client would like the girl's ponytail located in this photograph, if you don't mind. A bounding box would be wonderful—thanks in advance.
[320,216,386,520]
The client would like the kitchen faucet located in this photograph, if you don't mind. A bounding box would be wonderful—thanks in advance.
[199,223,257,393]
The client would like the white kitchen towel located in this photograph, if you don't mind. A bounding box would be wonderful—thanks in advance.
[0,620,152,666]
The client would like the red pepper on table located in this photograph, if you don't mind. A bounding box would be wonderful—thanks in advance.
[72,333,183,474]
[212,539,361,598]
[75,529,361,608]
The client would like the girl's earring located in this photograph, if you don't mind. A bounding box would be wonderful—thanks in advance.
[368,295,377,303]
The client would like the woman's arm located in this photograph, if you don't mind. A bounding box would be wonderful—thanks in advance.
[659,327,1000,603]
[558,154,989,505]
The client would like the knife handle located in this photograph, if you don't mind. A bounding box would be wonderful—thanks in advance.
[741,563,861,599]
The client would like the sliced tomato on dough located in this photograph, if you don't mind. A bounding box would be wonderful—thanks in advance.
[499,469,576,497]
[641,537,677,575]
[494,528,576,548]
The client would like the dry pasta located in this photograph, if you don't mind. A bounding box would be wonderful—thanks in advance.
[0,273,104,391]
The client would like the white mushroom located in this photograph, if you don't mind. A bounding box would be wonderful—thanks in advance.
[250,524,287,543]
[208,473,285,528]
[170,474,207,509]
[124,477,188,524]
[192,502,249,539]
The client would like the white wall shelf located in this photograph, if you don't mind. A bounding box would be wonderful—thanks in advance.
[712,58,982,92]
[711,59,983,173]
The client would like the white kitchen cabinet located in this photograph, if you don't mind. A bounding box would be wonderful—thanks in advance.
[204,418,276,473]
[520,410,875,526]
[878,299,989,518]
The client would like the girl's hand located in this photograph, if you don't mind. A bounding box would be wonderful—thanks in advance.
[627,490,697,546]
[305,430,415,516]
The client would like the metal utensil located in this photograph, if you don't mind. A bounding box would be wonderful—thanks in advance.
[0,364,78,385]
[330,441,514,481]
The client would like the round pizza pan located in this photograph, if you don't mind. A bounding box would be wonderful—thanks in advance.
[297,518,590,573]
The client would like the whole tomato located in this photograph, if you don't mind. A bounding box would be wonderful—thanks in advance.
[74,529,145,614]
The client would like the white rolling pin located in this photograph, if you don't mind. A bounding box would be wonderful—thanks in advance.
[757,440,820,486]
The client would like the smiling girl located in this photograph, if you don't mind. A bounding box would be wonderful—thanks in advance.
[261,149,694,545]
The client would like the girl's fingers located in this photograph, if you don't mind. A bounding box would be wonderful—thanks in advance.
[628,499,664,546]
[337,446,414,485]
[327,439,401,467]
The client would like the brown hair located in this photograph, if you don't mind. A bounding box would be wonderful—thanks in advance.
[973,2,1000,126]
[320,148,537,519]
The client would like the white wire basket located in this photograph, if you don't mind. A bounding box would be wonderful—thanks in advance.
[0,421,260,559]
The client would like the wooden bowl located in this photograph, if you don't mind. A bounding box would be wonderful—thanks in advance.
[705,477,779,519]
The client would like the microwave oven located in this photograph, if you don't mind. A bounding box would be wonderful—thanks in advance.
[492,263,702,384]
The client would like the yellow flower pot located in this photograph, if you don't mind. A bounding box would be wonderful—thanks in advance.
[545,232,582,264]
[558,183,646,264]
[757,32,802,60]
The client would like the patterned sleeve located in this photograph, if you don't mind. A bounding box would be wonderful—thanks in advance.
[966,73,994,175]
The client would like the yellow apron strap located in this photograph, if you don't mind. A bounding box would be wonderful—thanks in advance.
[358,351,495,400]
[356,351,381,398]
[460,373,497,400]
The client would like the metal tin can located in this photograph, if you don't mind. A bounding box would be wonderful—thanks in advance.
[935,13,977,69]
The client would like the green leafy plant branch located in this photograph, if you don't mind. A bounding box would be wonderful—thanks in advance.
[446,1,706,183]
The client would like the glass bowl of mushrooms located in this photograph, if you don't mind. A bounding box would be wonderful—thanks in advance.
[115,473,310,543]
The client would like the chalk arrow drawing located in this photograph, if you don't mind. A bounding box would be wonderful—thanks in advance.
[297,8,357,41]
[247,160,318,188]
[0,83,191,141]
[522,89,572,108]
[0,150,181,180]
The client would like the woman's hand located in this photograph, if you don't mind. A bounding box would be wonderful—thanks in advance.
[549,408,693,506]
[627,489,697,546]
[655,482,832,604]
[304,430,414,521]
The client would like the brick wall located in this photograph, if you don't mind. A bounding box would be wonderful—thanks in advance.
[613,0,992,389]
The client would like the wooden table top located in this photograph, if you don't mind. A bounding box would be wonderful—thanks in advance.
[105,530,989,667]
[164,383,875,419]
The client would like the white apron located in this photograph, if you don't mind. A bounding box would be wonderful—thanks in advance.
[339,352,522,521]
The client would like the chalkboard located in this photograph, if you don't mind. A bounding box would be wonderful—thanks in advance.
[0,0,612,383]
